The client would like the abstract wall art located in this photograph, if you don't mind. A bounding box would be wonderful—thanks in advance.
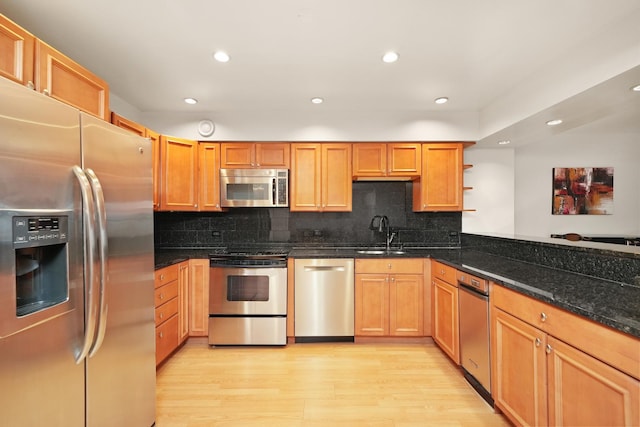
[552,167,614,215]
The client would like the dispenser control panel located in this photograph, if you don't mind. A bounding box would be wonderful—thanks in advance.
[13,216,68,247]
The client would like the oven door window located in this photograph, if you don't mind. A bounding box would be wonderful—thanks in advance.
[226,183,270,202]
[227,276,269,302]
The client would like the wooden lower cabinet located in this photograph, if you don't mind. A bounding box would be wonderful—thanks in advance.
[188,259,210,337]
[492,309,548,426]
[154,264,180,366]
[492,286,640,427]
[156,315,179,366]
[355,259,424,337]
[432,276,459,364]
[178,261,189,343]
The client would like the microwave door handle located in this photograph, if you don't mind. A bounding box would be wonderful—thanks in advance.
[72,166,99,364]
[272,178,277,205]
[85,169,108,357]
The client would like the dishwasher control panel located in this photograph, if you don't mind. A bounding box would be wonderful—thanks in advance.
[457,271,489,294]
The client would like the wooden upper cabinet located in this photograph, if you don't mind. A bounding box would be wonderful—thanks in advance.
[290,144,322,211]
[35,40,109,121]
[220,142,290,169]
[110,112,162,210]
[353,143,386,176]
[353,143,421,178]
[413,143,464,211]
[291,143,351,212]
[0,14,35,86]
[322,144,352,211]
[160,136,199,211]
[146,129,161,211]
[198,143,222,211]
[111,112,145,136]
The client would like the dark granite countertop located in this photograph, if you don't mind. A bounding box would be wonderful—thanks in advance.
[154,246,640,338]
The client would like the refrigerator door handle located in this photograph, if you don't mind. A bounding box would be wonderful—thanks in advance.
[85,169,109,357]
[72,166,100,364]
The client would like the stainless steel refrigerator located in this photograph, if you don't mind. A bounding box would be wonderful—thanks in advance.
[0,78,156,426]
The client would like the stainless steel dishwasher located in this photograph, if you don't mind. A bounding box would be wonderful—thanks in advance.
[458,271,493,406]
[294,258,354,342]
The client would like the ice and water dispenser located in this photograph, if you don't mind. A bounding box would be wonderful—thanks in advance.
[13,215,69,317]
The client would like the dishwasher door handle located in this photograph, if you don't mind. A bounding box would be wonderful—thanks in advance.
[303,266,346,272]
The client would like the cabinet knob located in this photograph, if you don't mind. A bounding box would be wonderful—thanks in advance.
[159,331,164,339]
[391,277,395,282]
[545,344,552,354]
[159,312,164,320]
[535,337,541,347]
[159,293,164,300]
[388,263,392,269]
[540,312,547,322]
[160,274,165,280]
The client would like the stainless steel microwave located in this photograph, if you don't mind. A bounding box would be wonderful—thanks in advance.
[220,168,289,207]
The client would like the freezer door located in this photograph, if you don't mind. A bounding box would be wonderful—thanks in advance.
[0,78,85,426]
[80,113,156,427]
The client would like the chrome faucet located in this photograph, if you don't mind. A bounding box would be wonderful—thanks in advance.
[369,215,397,251]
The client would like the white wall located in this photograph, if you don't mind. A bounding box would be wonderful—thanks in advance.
[137,110,479,142]
[513,129,640,237]
[461,148,515,235]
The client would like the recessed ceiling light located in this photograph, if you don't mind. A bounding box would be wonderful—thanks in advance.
[382,51,399,63]
[311,97,324,104]
[184,98,198,105]
[213,51,230,63]
[632,84,640,92]
[434,97,449,104]
[546,119,563,126]
[497,140,511,145]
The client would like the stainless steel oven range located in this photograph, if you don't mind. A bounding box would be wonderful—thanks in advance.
[209,251,288,346]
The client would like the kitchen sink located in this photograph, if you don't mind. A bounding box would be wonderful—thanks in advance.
[356,249,406,255]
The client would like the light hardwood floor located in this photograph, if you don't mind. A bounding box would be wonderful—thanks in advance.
[156,339,510,427]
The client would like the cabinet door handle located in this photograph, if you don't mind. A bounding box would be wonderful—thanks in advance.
[391,277,395,282]
[160,274,165,281]
[545,344,552,354]
[540,312,547,322]
[535,337,541,347]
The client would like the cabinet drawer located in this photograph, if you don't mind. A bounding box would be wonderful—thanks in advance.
[155,296,178,326]
[154,280,178,307]
[355,258,423,274]
[492,284,640,381]
[431,260,457,285]
[156,314,179,366]
[155,264,179,288]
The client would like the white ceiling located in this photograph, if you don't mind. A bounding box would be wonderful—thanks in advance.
[1,0,639,143]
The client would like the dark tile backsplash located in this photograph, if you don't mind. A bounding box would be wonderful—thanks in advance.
[154,182,461,249]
